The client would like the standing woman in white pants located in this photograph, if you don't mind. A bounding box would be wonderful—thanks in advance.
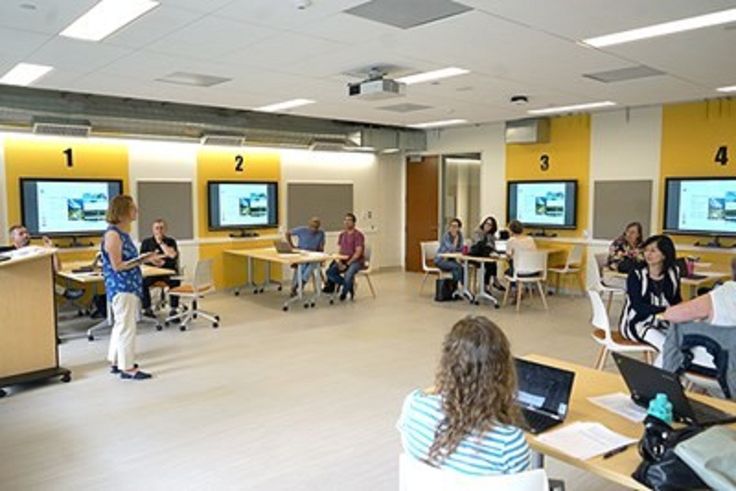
[102,195,163,380]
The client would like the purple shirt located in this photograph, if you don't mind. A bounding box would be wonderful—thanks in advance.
[338,229,365,264]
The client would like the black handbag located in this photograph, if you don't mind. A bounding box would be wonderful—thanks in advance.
[632,415,708,490]
[468,242,492,257]
[434,278,457,302]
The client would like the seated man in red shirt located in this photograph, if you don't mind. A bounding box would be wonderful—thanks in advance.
[324,212,365,301]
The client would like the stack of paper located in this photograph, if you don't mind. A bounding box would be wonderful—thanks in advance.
[537,421,637,461]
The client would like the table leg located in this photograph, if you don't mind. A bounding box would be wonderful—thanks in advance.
[452,258,475,302]
[474,261,499,308]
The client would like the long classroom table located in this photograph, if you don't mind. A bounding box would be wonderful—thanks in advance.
[58,262,176,340]
[523,354,736,490]
[225,248,333,311]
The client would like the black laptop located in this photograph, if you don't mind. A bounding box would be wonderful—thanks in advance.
[613,353,736,426]
[515,358,576,434]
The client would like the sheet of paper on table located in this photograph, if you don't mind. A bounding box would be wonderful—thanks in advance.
[537,421,638,461]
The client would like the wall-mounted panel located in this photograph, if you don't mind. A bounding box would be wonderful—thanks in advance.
[137,180,194,240]
[593,180,652,240]
[287,182,353,232]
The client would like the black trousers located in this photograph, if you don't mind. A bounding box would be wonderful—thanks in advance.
[141,275,181,310]
[470,261,498,286]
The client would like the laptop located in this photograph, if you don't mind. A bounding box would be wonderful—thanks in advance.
[515,358,576,434]
[273,240,300,254]
[494,241,508,254]
[612,353,736,426]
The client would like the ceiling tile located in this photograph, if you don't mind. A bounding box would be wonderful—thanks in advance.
[0,0,98,35]
[145,16,282,60]
[27,37,134,73]
[103,5,203,49]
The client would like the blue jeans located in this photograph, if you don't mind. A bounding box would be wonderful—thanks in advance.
[435,258,463,283]
[326,261,362,294]
[292,262,318,289]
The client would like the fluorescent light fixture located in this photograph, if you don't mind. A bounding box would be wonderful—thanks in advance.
[446,158,481,165]
[409,119,467,129]
[0,63,53,86]
[396,67,469,85]
[528,101,616,115]
[60,0,160,42]
[582,8,736,47]
[717,85,736,93]
[256,98,315,112]
[381,148,400,154]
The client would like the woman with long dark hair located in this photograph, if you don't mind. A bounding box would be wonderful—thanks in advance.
[470,216,504,291]
[398,316,529,475]
[620,235,681,362]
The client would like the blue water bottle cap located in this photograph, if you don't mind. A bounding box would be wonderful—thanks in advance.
[647,393,673,424]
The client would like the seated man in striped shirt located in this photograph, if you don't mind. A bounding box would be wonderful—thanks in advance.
[397,315,530,476]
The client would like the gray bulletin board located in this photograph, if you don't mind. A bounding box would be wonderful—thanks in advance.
[137,180,194,240]
[593,180,652,240]
[287,182,353,232]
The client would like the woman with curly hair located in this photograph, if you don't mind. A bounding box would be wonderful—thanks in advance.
[397,316,530,475]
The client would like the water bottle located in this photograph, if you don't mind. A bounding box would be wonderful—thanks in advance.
[647,393,673,425]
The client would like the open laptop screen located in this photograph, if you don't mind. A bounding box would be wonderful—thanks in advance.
[515,358,575,418]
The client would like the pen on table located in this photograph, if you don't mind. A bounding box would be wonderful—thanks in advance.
[602,443,632,459]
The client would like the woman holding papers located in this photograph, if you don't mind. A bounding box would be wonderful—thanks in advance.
[397,316,530,475]
[101,195,164,381]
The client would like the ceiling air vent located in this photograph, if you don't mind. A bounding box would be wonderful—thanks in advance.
[32,117,91,137]
[200,134,246,146]
[505,118,550,144]
[309,136,349,152]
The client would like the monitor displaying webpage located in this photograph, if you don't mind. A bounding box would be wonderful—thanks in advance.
[208,182,278,228]
[665,179,736,235]
[22,179,121,235]
[508,181,576,228]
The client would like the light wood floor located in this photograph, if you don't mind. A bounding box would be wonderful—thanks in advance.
[0,272,628,491]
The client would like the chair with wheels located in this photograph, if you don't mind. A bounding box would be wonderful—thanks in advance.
[588,290,654,370]
[166,259,220,331]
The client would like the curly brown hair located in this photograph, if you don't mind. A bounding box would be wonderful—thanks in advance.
[428,316,520,465]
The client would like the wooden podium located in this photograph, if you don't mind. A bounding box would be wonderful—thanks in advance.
[0,248,70,397]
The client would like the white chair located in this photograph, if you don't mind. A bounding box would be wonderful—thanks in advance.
[420,241,451,294]
[356,243,376,299]
[547,245,585,295]
[399,453,551,491]
[592,253,626,314]
[165,259,220,331]
[503,250,548,312]
[588,290,654,370]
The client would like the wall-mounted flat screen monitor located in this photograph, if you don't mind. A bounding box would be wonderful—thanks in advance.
[207,181,279,230]
[20,178,123,237]
[507,180,577,229]
[664,177,736,237]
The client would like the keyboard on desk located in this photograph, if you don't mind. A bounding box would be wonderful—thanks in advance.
[521,408,563,434]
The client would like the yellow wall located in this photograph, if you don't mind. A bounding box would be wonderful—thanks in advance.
[4,137,128,253]
[506,114,590,238]
[660,100,736,252]
[196,148,282,287]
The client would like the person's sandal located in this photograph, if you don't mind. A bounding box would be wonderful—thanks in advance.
[120,370,152,380]
[110,363,138,374]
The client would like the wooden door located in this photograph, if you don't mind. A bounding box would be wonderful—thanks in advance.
[405,155,439,272]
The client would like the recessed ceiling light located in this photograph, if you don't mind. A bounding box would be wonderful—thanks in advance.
[717,85,736,93]
[255,98,315,113]
[409,119,467,129]
[60,0,159,42]
[582,8,736,47]
[0,62,53,86]
[527,101,616,115]
[396,67,469,85]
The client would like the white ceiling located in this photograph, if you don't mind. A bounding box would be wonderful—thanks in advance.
[1,0,736,127]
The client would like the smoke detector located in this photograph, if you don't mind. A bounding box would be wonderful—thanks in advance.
[510,95,529,105]
[293,0,311,9]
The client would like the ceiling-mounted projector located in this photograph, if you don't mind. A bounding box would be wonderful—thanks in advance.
[348,77,405,100]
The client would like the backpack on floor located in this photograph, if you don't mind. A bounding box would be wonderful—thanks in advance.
[434,279,457,302]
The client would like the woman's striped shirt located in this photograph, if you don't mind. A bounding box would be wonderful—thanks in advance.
[397,389,530,476]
